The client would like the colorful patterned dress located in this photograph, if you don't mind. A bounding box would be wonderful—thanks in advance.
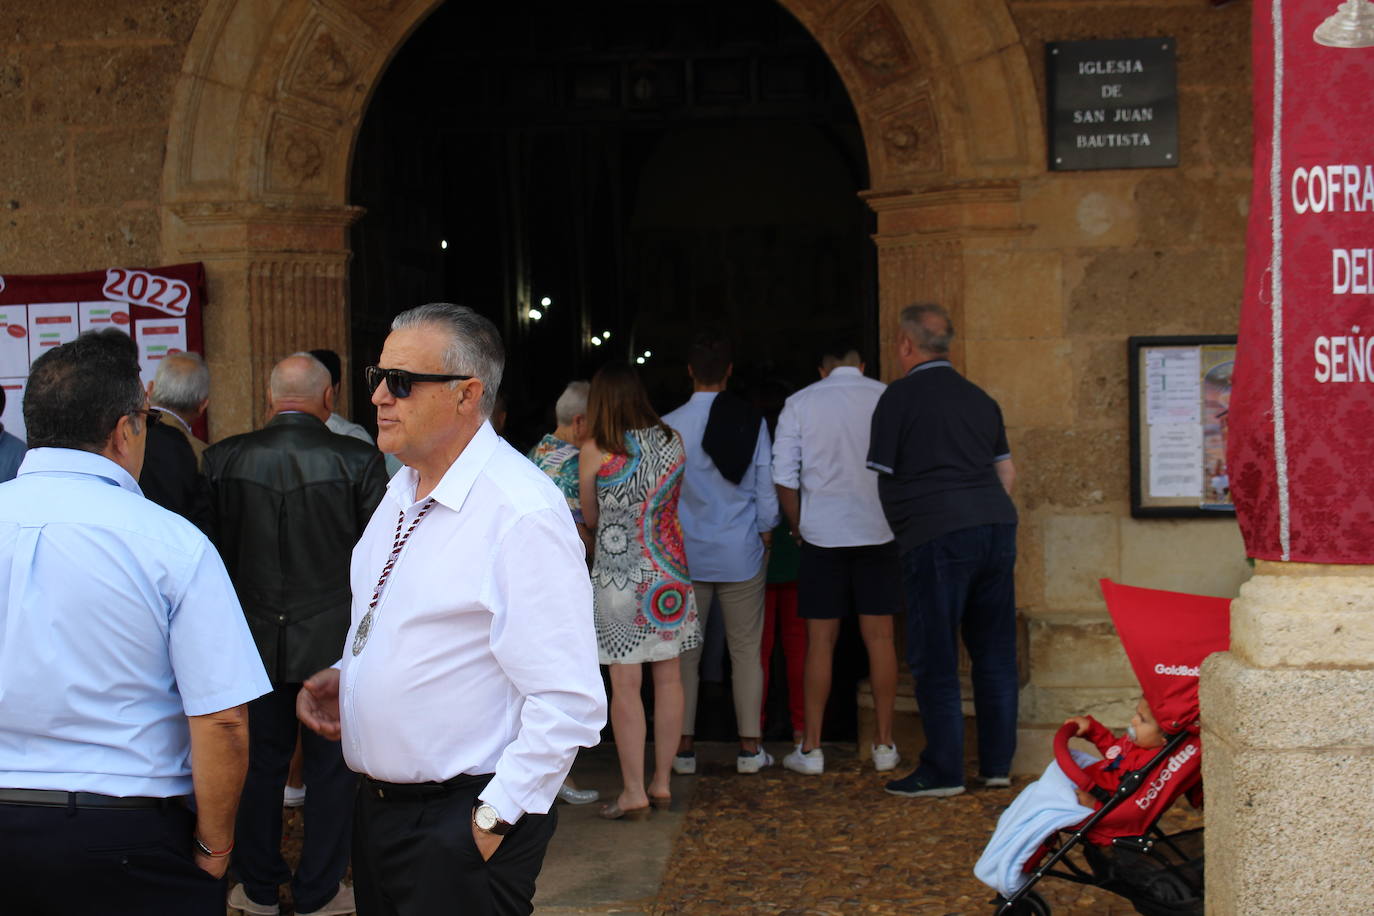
[591,427,700,664]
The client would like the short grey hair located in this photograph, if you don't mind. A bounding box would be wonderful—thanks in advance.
[554,380,590,426]
[269,352,331,400]
[149,351,210,412]
[899,303,955,356]
[391,303,505,417]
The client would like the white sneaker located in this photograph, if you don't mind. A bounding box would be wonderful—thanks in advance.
[736,746,774,774]
[297,883,356,916]
[283,784,306,807]
[783,744,824,775]
[672,752,697,775]
[979,774,1012,788]
[871,744,900,772]
[228,883,280,916]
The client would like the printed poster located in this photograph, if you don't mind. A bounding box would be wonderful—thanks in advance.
[0,305,28,378]
[136,319,188,386]
[27,302,78,365]
[78,300,132,335]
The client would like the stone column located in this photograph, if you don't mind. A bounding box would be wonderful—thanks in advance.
[163,202,363,439]
[1201,564,1374,912]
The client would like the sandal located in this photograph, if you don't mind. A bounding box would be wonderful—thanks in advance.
[597,801,652,821]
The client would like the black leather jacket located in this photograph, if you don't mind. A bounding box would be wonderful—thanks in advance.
[204,412,388,684]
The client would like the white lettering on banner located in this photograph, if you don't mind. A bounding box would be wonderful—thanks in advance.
[1332,249,1373,294]
[1078,60,1145,75]
[1075,133,1153,149]
[1075,109,1106,123]
[1313,334,1374,383]
[1290,164,1374,214]
[1134,743,1199,811]
[1113,107,1154,122]
[102,268,189,317]
[1153,663,1201,677]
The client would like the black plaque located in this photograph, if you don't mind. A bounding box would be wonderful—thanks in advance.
[1048,37,1178,171]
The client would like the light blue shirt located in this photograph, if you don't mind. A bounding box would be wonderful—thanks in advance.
[0,448,270,797]
[663,392,779,582]
[0,430,24,483]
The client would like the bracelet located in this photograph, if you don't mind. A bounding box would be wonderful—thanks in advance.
[193,835,234,858]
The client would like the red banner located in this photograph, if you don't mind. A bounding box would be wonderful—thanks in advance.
[1229,2,1374,562]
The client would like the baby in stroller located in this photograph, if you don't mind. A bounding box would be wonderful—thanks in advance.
[1063,698,1164,808]
[974,580,1229,911]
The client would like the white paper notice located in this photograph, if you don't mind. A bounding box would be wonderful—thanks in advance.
[27,302,79,365]
[0,305,29,378]
[79,300,132,336]
[1,378,26,442]
[136,318,188,385]
[1149,422,1204,499]
[1145,347,1201,426]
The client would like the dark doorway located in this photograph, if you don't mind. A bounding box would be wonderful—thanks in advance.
[349,0,875,743]
[350,0,874,444]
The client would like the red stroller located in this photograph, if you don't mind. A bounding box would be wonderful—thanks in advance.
[991,579,1230,916]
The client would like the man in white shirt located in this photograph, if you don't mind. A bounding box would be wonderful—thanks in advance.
[297,304,607,916]
[771,347,901,776]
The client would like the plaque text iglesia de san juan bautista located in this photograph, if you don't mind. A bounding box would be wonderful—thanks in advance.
[1048,37,1179,171]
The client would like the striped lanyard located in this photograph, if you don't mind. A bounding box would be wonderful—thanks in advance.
[351,497,437,656]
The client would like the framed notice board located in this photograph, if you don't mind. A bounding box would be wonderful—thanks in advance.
[0,263,207,442]
[1129,335,1237,518]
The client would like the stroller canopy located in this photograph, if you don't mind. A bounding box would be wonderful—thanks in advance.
[1099,579,1232,734]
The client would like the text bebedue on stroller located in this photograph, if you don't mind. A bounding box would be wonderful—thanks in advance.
[991,579,1231,916]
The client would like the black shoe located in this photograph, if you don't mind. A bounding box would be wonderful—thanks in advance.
[883,770,966,798]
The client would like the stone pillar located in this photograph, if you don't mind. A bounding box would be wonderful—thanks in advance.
[162,202,363,439]
[1201,563,1374,913]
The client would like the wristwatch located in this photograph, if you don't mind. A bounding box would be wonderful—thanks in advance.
[472,803,514,835]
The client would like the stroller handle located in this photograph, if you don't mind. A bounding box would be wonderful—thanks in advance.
[1053,721,1095,791]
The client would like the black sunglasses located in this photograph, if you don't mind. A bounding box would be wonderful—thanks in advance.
[134,407,163,427]
[364,365,473,399]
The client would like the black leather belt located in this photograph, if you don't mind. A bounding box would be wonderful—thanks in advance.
[365,773,491,801]
[0,788,186,809]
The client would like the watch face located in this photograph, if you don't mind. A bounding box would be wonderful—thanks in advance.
[475,805,497,830]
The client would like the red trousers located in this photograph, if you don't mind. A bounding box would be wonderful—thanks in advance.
[760,581,807,735]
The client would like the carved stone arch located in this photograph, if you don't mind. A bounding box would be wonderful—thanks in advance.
[161,0,1040,434]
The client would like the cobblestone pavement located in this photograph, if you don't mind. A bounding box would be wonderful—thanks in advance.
[650,744,1202,916]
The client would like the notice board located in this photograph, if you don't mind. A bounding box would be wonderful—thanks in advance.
[0,263,206,442]
[1129,335,1237,518]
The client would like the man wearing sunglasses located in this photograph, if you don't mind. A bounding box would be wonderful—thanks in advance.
[0,330,271,914]
[297,303,606,916]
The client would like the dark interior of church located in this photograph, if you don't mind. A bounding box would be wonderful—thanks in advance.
[349,0,877,741]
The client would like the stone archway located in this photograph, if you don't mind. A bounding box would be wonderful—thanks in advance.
[161,0,1042,437]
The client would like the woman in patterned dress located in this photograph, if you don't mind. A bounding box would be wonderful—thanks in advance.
[579,362,700,819]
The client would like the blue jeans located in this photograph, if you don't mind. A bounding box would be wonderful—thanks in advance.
[900,523,1018,786]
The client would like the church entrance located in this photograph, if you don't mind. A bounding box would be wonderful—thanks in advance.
[348,0,875,444]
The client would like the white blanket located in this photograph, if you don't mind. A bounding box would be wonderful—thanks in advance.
[974,751,1098,898]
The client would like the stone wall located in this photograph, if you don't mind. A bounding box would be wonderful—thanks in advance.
[0,3,204,272]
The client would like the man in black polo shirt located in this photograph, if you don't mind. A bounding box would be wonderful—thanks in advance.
[867,303,1018,798]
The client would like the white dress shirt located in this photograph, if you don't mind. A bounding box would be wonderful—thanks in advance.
[338,422,607,823]
[771,366,895,548]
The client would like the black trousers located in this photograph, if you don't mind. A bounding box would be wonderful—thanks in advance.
[352,774,557,916]
[0,799,224,916]
[236,684,359,912]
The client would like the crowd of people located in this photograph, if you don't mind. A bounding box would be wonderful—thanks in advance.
[0,300,1019,915]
